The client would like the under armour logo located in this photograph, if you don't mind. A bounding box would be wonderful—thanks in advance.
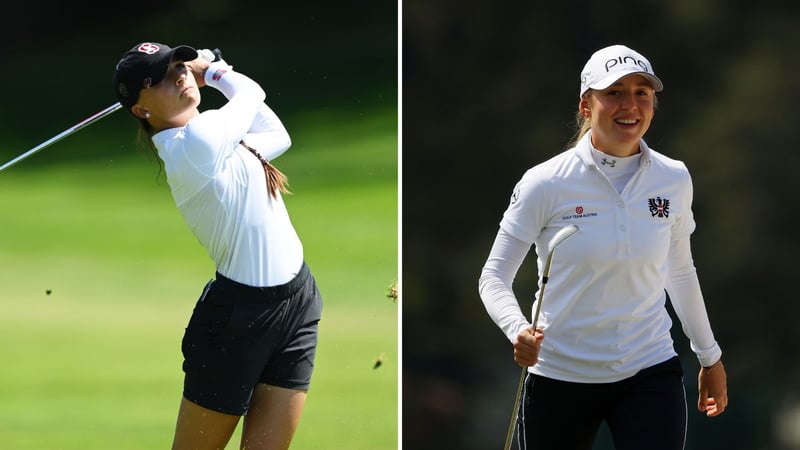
[601,157,617,167]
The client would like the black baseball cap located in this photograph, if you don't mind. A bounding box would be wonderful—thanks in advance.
[113,42,198,111]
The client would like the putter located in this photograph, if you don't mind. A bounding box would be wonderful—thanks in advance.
[503,224,579,450]
[0,102,123,172]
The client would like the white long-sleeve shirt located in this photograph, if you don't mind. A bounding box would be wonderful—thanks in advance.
[478,131,721,383]
[152,61,303,287]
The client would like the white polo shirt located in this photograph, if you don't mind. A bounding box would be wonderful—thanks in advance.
[481,130,721,383]
[153,61,303,287]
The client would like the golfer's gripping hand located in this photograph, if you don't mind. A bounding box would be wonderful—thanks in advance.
[513,328,544,367]
[184,49,214,88]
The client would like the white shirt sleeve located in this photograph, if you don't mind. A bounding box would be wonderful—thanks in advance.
[665,235,722,366]
[167,62,266,181]
[242,104,292,161]
[203,62,266,137]
[204,63,291,162]
[478,227,535,343]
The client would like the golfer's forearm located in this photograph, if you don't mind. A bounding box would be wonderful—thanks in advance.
[666,237,722,366]
[479,229,532,342]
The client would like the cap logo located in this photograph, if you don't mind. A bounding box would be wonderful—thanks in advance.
[138,42,161,54]
[118,83,128,98]
[579,45,661,97]
[143,77,153,88]
[605,56,648,73]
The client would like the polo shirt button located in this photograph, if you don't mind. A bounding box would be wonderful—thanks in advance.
[619,225,626,232]
[617,201,624,207]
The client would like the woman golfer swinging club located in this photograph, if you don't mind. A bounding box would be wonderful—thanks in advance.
[478,44,728,450]
[114,42,323,450]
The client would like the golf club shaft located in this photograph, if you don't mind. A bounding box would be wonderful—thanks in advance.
[503,252,554,450]
[503,225,578,450]
[0,102,123,172]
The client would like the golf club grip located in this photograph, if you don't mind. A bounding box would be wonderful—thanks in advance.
[530,250,556,329]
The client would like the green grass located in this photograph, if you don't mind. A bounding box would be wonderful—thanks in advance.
[0,107,398,449]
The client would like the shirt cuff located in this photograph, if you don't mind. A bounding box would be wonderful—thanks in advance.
[204,61,232,86]
[694,342,722,367]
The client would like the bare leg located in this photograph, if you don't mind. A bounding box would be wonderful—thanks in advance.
[241,384,308,450]
[172,397,241,450]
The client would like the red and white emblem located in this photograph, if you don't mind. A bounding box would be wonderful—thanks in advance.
[575,206,584,215]
[211,68,228,81]
[138,43,161,54]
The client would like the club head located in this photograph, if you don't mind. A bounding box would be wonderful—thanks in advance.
[547,224,579,253]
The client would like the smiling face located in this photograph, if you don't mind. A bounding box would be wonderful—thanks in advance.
[132,59,201,132]
[580,74,655,157]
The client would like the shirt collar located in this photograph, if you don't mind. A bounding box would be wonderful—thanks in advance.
[574,129,652,168]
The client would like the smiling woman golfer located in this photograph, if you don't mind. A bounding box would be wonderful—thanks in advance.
[478,44,728,450]
[113,42,322,450]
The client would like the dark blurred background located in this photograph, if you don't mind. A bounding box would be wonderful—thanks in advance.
[0,0,397,166]
[403,1,800,449]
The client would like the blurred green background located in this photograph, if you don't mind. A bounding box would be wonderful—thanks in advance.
[404,1,800,450]
[0,1,397,449]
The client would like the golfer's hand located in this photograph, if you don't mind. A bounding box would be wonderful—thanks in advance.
[185,55,212,88]
[197,49,217,63]
[698,360,728,417]
[513,328,544,367]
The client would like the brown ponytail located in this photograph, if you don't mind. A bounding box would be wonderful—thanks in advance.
[239,140,290,199]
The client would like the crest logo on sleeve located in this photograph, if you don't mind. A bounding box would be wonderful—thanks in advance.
[648,197,670,218]
[510,186,520,205]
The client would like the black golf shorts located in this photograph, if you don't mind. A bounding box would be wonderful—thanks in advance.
[181,262,322,416]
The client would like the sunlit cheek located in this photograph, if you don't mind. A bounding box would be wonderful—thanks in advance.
[644,104,655,120]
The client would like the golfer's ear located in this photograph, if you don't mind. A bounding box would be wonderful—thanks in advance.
[131,104,150,120]
[579,97,591,118]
